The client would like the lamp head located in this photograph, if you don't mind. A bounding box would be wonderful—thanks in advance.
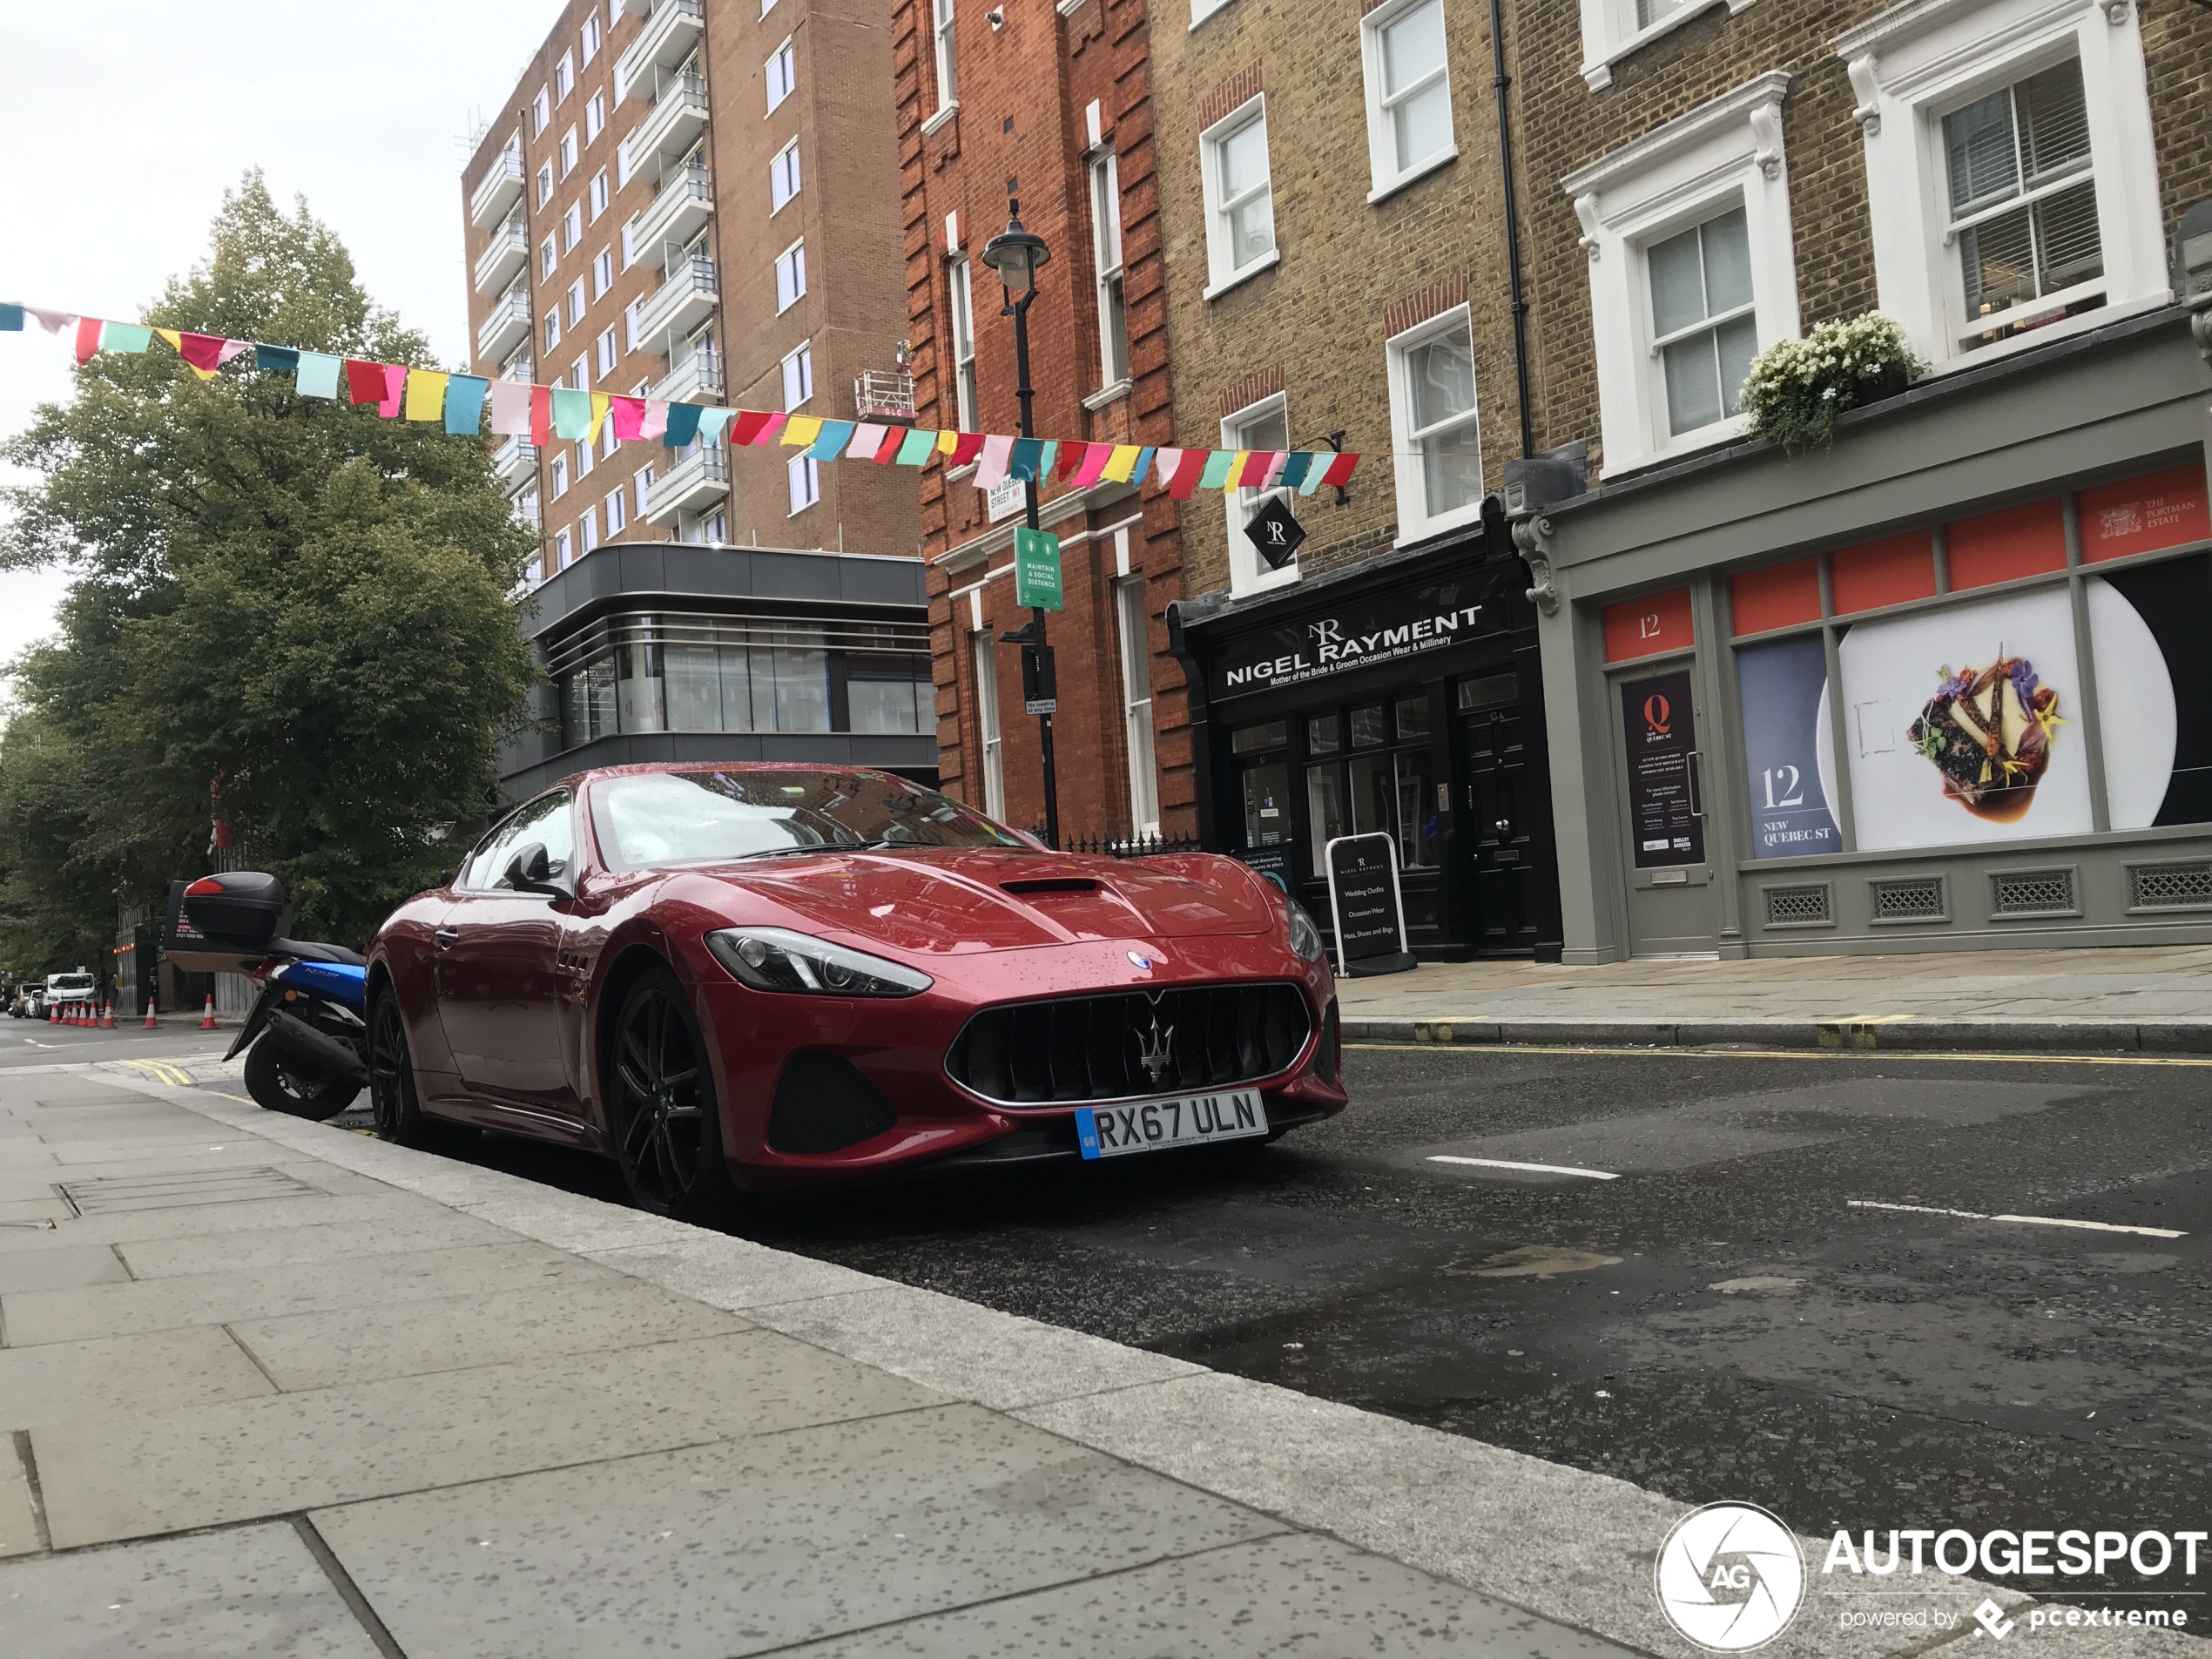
[981,200,1050,298]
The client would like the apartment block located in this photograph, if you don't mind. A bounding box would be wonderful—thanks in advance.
[1509,0,2212,963]
[459,0,918,577]
[893,0,1192,840]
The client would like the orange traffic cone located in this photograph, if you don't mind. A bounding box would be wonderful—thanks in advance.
[46,1001,57,1025]
[145,999,158,1029]
[99,1001,114,1029]
[67,1001,81,1027]
[199,994,217,1031]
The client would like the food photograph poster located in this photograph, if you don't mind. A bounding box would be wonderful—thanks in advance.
[1739,558,2212,858]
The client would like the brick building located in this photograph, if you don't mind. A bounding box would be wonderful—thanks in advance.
[1506,0,2212,961]
[458,0,918,571]
[890,0,1190,843]
[458,0,933,804]
[1144,0,1567,958]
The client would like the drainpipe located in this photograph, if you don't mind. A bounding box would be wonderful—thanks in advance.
[1490,0,1535,459]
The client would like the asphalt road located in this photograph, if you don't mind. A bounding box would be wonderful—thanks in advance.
[0,1018,235,1069]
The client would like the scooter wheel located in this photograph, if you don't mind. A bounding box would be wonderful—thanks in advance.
[243,1039,360,1120]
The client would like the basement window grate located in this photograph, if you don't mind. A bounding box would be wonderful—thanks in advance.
[2128,860,2212,912]
[57,1167,322,1215]
[1870,874,1946,923]
[1990,867,2076,917]
[1763,884,1832,927]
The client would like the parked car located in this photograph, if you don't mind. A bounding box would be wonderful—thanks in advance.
[367,765,1345,1222]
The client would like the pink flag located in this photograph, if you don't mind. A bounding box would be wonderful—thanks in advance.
[488,381,533,436]
[379,364,407,418]
[1260,450,1289,489]
[26,307,75,334]
[849,423,887,462]
[1151,448,1183,494]
[216,339,253,367]
[641,401,670,441]
[976,434,1015,490]
[1070,442,1113,490]
[609,396,647,442]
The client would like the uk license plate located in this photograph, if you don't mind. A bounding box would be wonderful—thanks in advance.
[1075,1089,1267,1159]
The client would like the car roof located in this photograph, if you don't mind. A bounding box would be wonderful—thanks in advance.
[554,761,898,793]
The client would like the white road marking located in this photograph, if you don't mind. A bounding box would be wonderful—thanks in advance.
[1426,1156,1619,1180]
[1849,1199,2184,1239]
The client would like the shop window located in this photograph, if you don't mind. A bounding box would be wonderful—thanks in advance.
[1231,720,1287,754]
[1561,71,1796,477]
[1834,1,2165,372]
[1307,712,1341,755]
[1829,531,1935,617]
[1946,499,2066,590]
[1350,705,1387,747]
[1305,698,1436,872]
[1730,557,1820,636]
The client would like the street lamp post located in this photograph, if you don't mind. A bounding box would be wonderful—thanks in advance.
[981,199,1060,849]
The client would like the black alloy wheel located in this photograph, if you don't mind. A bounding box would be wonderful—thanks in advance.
[609,967,735,1224]
[368,990,434,1145]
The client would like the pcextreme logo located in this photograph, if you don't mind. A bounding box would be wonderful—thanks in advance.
[1655,1502,1807,1651]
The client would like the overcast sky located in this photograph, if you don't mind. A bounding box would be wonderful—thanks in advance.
[0,0,565,679]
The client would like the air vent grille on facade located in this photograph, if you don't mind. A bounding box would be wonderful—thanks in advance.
[1870,875,1946,921]
[1990,867,2076,916]
[1764,884,1831,927]
[2128,861,2212,911]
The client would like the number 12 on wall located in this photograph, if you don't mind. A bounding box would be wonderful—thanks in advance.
[1761,765,1805,809]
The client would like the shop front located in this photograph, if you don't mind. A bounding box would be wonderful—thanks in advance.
[1170,523,1564,961]
[1527,307,2212,961]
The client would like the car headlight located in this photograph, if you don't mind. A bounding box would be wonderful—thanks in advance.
[1285,897,1326,962]
[704,927,933,996]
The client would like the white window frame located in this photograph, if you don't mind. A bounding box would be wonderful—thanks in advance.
[1561,70,1799,477]
[582,10,602,64]
[1221,391,1299,597]
[559,126,578,177]
[636,468,654,520]
[592,249,613,299]
[544,311,563,352]
[1386,303,1485,544]
[540,236,557,280]
[590,170,610,220]
[1114,576,1159,834]
[1198,96,1278,300]
[536,162,555,206]
[1833,0,2166,376]
[572,353,590,392]
[932,0,958,112]
[948,258,979,429]
[567,279,587,326]
[1190,0,1229,29]
[1089,152,1129,388]
[788,453,820,514]
[771,140,801,212]
[551,455,570,498]
[577,437,594,481]
[585,93,604,144]
[1360,0,1458,201]
[973,630,1005,819]
[782,340,814,408]
[563,202,583,251]
[766,40,795,112]
[556,51,575,102]
[555,527,573,567]
[776,239,807,313]
[579,505,598,552]
[533,86,551,135]
[606,483,627,533]
[597,327,618,377]
[1581,0,1759,92]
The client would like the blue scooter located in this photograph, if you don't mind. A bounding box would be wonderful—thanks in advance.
[177,873,369,1120]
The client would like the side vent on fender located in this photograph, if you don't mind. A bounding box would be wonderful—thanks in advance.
[768,1053,897,1155]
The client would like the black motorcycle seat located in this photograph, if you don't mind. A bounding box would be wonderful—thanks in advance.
[267,939,368,967]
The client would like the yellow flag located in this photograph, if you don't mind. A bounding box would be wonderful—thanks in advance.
[404,370,449,421]
[1103,445,1143,483]
[783,416,825,447]
[587,391,611,442]
[935,429,959,455]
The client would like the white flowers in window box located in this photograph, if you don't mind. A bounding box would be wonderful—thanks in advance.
[1740,311,1923,456]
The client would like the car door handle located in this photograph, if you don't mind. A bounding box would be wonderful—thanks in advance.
[435,927,461,949]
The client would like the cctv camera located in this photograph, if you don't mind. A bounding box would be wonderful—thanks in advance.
[986,7,1005,29]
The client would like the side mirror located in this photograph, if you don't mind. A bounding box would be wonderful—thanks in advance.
[502,842,570,898]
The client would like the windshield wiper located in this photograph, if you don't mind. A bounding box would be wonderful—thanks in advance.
[737,842,864,860]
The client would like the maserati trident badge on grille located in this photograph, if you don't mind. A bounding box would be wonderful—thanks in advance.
[1134,1017,1177,1087]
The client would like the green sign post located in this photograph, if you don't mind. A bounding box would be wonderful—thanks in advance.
[1013,526,1063,610]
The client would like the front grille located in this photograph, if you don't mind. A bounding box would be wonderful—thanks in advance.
[946,984,1312,1106]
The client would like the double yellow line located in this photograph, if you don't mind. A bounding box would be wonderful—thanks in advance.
[116,1058,195,1087]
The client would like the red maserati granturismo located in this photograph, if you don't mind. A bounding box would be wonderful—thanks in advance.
[366,764,1345,1221]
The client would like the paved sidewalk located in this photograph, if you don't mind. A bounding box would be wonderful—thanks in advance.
[0,1060,2182,1656]
[1341,942,2212,1053]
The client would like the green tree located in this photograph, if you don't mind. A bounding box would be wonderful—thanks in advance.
[0,172,538,956]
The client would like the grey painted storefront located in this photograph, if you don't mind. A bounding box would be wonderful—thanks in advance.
[1525,307,2212,961]
[498,541,937,803]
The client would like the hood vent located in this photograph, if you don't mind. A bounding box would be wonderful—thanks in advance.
[999,877,1101,894]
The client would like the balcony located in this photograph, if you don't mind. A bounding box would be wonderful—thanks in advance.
[469,142,524,229]
[633,254,717,354]
[475,285,532,363]
[644,446,727,524]
[472,212,529,296]
[854,369,916,424]
[632,165,713,270]
[652,347,722,406]
[628,73,709,169]
[615,0,704,105]
[494,435,540,486]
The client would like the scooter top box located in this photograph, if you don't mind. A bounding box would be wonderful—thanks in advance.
[171,873,293,970]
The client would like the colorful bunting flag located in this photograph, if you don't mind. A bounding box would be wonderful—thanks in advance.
[1070,444,1112,490]
[404,369,449,421]
[100,325,153,355]
[1008,438,1043,483]
[587,392,611,443]
[698,408,734,445]
[894,428,936,466]
[1128,448,1157,489]
[26,307,74,334]
[782,416,824,448]
[641,401,670,442]
[74,319,102,365]
[378,364,407,418]
[255,344,299,374]
[529,385,553,447]
[977,435,1015,489]
[662,402,704,447]
[1279,452,1312,490]
[949,432,986,469]
[550,387,590,441]
[807,421,856,461]
[609,395,648,442]
[732,410,779,446]
[294,353,341,398]
[444,375,489,435]
[1199,450,1238,490]
[0,304,24,332]
[344,360,386,404]
[1102,445,1142,485]
[488,380,532,435]
[1167,449,1209,499]
[1319,450,1359,488]
[849,423,887,462]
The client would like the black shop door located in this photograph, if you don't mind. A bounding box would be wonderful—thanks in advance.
[1458,673,1553,955]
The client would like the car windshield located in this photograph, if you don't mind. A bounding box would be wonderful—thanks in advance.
[590,770,1028,872]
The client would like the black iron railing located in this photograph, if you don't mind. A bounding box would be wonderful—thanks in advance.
[1038,829,1203,857]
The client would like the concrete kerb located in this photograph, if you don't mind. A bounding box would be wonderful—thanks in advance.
[1345,1016,2212,1054]
[77,1062,2164,1659]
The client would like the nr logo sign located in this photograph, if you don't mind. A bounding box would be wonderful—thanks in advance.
[1244,496,1306,570]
